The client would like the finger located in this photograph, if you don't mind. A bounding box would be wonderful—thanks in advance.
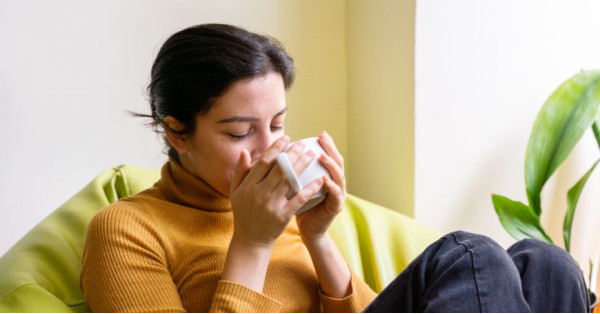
[293,148,315,175]
[230,149,251,193]
[263,140,306,189]
[245,135,290,184]
[271,149,316,195]
[272,172,294,198]
[319,153,346,196]
[322,176,344,213]
[287,177,324,213]
[319,131,344,169]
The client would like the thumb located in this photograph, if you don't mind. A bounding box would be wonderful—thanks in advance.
[231,149,251,193]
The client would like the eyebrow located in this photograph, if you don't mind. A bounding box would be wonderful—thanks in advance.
[217,107,288,123]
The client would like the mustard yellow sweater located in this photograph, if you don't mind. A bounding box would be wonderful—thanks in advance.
[80,160,377,312]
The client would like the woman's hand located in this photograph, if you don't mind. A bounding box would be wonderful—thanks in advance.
[223,135,325,293]
[296,131,347,243]
[229,135,324,248]
[295,131,352,298]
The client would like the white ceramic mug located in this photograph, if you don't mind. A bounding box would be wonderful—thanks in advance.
[275,137,331,214]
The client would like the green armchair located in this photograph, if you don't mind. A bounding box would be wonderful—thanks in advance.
[0,164,441,312]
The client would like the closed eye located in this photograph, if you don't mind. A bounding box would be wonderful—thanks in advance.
[229,132,250,140]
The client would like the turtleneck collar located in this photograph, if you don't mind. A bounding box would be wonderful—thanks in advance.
[156,157,232,212]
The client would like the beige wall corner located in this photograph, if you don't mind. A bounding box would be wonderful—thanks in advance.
[278,0,348,159]
[346,0,416,216]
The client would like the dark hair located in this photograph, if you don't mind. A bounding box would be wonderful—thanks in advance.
[135,23,295,159]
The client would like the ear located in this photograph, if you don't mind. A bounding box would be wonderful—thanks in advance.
[163,116,189,154]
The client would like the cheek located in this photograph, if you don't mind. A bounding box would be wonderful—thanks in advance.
[224,156,239,179]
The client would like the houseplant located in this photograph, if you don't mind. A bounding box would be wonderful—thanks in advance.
[491,69,600,309]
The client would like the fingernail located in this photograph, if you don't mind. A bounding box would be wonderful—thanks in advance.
[306,149,315,157]
[292,142,305,154]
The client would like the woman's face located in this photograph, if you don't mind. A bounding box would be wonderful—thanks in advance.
[177,71,287,197]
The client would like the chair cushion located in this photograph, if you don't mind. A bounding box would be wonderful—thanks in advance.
[0,165,159,312]
[330,195,441,292]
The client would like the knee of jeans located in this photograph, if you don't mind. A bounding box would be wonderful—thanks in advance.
[446,231,521,275]
[450,231,504,253]
[508,239,581,276]
[447,231,512,261]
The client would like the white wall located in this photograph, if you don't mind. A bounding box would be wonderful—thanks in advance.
[415,0,600,278]
[0,0,348,256]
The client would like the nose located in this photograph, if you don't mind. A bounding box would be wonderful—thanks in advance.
[250,129,279,162]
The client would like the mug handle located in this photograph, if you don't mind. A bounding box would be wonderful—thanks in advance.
[275,152,303,194]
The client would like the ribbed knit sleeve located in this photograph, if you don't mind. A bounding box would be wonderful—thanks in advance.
[319,270,377,313]
[209,280,282,312]
[80,204,185,313]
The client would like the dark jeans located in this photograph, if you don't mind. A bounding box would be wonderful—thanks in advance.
[363,231,590,313]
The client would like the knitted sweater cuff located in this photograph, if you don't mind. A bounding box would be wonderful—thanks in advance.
[319,272,377,313]
[209,280,282,313]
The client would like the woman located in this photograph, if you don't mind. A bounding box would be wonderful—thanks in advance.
[80,24,590,312]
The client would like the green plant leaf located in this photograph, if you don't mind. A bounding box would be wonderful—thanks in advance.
[593,122,600,150]
[594,107,600,149]
[563,159,600,252]
[492,194,553,243]
[526,70,600,216]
